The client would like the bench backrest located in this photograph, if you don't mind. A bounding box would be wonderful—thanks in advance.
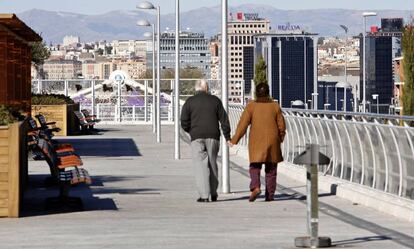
[35,114,48,128]
[81,109,91,117]
[37,138,60,178]
[28,116,38,130]
[74,111,89,125]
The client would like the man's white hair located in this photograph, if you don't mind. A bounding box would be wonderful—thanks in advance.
[195,79,208,92]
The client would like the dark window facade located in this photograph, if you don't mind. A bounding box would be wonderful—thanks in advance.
[243,46,254,94]
[360,35,395,113]
[269,37,314,108]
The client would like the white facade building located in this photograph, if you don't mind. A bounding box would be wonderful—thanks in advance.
[63,35,80,47]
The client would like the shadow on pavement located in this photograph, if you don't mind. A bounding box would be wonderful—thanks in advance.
[217,192,335,202]
[56,138,142,157]
[332,235,392,247]
[21,174,162,217]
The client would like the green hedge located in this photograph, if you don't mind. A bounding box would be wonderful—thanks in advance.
[31,94,74,105]
[0,105,24,126]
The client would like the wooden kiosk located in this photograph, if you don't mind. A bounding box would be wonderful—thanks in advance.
[0,14,41,217]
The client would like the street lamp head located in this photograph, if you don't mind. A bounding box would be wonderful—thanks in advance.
[136,1,156,10]
[292,100,305,106]
[339,25,348,33]
[363,12,377,17]
[335,82,351,88]
[143,32,153,38]
[137,19,151,27]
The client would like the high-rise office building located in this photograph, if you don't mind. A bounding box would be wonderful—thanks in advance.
[360,18,403,113]
[228,12,270,101]
[254,31,318,108]
[147,31,211,78]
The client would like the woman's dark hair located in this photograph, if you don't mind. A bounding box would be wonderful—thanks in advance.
[256,83,269,98]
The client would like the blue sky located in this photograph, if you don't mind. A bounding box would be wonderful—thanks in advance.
[1,0,413,14]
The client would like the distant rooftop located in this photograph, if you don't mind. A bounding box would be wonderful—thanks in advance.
[161,31,205,39]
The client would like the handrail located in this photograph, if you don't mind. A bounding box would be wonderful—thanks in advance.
[228,105,414,200]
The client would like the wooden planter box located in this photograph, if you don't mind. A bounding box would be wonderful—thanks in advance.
[31,103,79,136]
[0,121,28,218]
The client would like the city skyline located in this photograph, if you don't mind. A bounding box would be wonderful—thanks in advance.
[1,0,414,15]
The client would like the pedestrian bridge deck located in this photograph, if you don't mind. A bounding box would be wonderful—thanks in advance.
[0,125,413,249]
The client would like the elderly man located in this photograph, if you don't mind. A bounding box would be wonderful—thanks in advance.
[181,79,231,203]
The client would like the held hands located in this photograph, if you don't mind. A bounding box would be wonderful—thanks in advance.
[227,141,234,147]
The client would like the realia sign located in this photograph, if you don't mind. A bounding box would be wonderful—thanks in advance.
[277,23,301,31]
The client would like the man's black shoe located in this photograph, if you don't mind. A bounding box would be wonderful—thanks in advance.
[211,196,218,202]
[197,198,209,202]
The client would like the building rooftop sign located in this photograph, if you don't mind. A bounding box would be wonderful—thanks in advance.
[231,12,263,21]
[277,23,302,32]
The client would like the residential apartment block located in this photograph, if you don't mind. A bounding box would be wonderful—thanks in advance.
[43,59,82,79]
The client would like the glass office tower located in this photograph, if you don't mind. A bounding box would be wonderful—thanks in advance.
[254,33,317,108]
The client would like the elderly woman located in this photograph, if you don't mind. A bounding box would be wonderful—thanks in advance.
[229,83,286,202]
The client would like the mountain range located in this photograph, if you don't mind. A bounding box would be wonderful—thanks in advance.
[16,5,414,43]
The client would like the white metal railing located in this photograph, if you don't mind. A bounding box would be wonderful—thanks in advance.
[228,105,414,200]
[32,78,247,124]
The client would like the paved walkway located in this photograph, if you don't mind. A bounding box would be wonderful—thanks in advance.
[0,125,413,249]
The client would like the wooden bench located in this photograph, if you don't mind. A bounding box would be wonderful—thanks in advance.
[74,111,95,134]
[36,138,91,210]
[81,109,101,123]
[35,114,61,133]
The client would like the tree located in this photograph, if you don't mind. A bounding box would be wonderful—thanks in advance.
[31,41,50,79]
[254,55,267,86]
[31,41,50,66]
[402,24,414,116]
[96,48,104,56]
[317,37,325,45]
[105,46,113,55]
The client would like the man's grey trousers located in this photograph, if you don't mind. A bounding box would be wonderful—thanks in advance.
[191,138,220,199]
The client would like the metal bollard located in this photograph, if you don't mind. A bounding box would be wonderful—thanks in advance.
[293,144,332,248]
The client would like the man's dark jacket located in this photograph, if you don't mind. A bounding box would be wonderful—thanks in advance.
[181,91,231,141]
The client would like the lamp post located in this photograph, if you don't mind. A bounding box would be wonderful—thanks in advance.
[339,25,349,88]
[143,30,155,126]
[372,94,379,114]
[137,1,161,143]
[362,12,377,113]
[307,100,312,110]
[143,31,156,129]
[174,0,180,159]
[324,103,331,111]
[311,92,318,110]
[335,82,351,112]
[222,0,230,194]
[340,25,353,112]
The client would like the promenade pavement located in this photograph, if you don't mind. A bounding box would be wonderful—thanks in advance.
[0,125,413,249]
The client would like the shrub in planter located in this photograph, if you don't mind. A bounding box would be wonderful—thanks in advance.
[31,94,74,105]
[31,94,78,136]
[0,105,27,218]
[0,105,24,126]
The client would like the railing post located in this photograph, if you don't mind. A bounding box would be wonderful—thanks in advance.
[64,80,68,96]
[144,80,148,122]
[91,80,96,116]
[37,79,41,94]
[96,104,100,120]
[118,81,122,123]
[133,105,136,121]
